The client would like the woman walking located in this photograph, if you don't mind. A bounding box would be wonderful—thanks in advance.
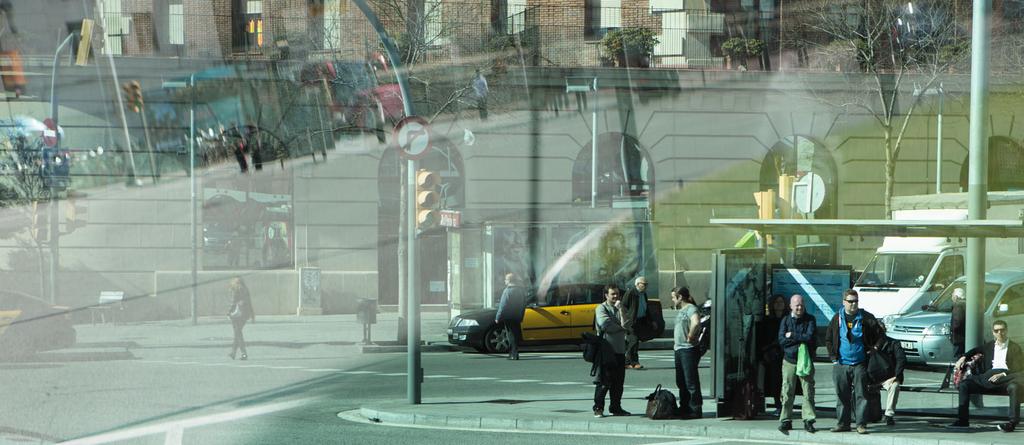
[228,277,254,360]
[672,287,703,419]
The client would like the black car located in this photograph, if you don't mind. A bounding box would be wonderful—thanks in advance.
[448,283,664,353]
[0,291,76,359]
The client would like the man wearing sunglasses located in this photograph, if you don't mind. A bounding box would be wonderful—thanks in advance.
[826,289,884,435]
[947,319,1023,432]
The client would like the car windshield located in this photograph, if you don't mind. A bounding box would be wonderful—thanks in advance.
[925,281,1001,312]
[855,254,939,287]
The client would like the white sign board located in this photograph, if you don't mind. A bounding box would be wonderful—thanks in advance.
[393,116,432,160]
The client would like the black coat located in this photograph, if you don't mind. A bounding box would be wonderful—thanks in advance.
[868,336,907,383]
[826,309,883,363]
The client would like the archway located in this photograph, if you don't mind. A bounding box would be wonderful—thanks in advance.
[571,132,654,207]
[377,143,465,306]
[959,136,1024,192]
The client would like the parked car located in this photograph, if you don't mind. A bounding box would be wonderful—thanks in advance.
[0,291,76,359]
[448,283,664,354]
[885,269,1019,367]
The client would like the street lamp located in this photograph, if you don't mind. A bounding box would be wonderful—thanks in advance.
[162,76,198,325]
[914,83,944,194]
[566,76,598,208]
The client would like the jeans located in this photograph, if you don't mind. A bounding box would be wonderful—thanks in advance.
[674,347,703,416]
[625,329,640,365]
[780,360,816,422]
[832,362,868,427]
[594,354,626,412]
[231,319,248,356]
[502,320,520,359]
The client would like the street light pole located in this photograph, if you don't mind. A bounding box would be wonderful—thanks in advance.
[48,33,75,305]
[190,73,198,325]
[591,78,598,208]
[936,83,944,194]
[965,0,991,353]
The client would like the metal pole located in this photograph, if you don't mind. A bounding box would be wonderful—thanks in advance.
[591,78,598,208]
[349,0,420,404]
[936,84,943,194]
[48,33,74,306]
[190,74,198,325]
[966,0,991,353]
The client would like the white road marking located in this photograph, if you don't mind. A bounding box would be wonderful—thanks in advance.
[340,371,376,374]
[380,373,408,376]
[540,381,581,386]
[163,427,182,445]
[65,397,319,445]
[457,377,498,381]
[266,366,304,370]
[498,379,541,383]
[302,368,342,372]
[424,374,458,379]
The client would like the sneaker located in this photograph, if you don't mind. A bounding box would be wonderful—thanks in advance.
[830,424,851,433]
[884,415,895,426]
[946,421,969,429]
[593,408,604,418]
[778,421,792,433]
[856,425,868,435]
[804,420,817,433]
[997,422,1016,432]
[609,409,631,416]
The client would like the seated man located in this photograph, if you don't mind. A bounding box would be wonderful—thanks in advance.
[948,319,1023,432]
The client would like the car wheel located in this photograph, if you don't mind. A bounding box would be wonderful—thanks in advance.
[483,325,510,354]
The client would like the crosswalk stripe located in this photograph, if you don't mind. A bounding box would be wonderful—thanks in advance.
[379,372,408,376]
[540,381,581,386]
[497,379,540,383]
[457,377,498,381]
[424,374,458,379]
[340,371,375,374]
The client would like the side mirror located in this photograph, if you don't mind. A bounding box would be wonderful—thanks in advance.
[921,304,931,311]
[999,303,1009,313]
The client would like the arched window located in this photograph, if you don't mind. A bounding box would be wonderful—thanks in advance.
[959,136,1024,192]
[572,132,653,206]
[377,143,465,306]
[758,135,838,219]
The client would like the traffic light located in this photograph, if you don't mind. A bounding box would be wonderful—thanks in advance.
[415,169,440,231]
[122,80,143,113]
[41,148,71,191]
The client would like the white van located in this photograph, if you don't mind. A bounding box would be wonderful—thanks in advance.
[853,209,966,324]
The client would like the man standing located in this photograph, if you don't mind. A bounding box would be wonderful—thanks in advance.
[473,69,489,121]
[593,284,630,418]
[621,276,649,369]
[950,288,967,358]
[495,273,527,360]
[947,319,1023,432]
[778,294,817,433]
[826,289,883,435]
[871,322,907,426]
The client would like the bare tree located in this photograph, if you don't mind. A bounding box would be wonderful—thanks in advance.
[0,129,57,299]
[794,0,967,216]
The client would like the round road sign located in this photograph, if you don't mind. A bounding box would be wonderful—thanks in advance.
[793,172,826,214]
[42,118,58,147]
[394,116,432,160]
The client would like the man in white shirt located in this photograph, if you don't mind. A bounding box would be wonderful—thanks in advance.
[947,320,1023,432]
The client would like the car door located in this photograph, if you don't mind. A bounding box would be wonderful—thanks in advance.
[993,282,1024,341]
[570,285,604,338]
[519,285,572,342]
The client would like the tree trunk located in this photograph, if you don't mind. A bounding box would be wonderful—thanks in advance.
[883,133,896,218]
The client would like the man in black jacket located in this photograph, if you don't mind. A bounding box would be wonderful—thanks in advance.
[947,319,1023,432]
[620,277,649,369]
[871,323,907,426]
[825,289,884,435]
[495,273,527,360]
[777,295,818,434]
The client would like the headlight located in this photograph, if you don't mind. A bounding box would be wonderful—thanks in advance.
[456,318,479,328]
[883,314,897,327]
[924,322,951,336]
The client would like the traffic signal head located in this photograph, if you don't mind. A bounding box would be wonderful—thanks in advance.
[122,80,143,112]
[415,169,440,231]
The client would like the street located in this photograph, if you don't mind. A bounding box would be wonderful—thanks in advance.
[0,315,951,444]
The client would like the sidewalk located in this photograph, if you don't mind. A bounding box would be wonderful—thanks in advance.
[355,393,1021,445]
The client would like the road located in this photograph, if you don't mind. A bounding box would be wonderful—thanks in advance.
[0,319,949,444]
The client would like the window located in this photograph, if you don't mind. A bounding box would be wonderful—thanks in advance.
[999,284,1024,316]
[572,132,652,207]
[201,172,294,270]
[168,1,184,45]
[102,0,130,56]
[585,0,621,39]
[423,0,444,46]
[931,255,964,291]
[233,0,263,51]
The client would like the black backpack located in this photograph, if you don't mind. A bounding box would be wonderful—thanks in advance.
[645,384,678,420]
[581,332,600,363]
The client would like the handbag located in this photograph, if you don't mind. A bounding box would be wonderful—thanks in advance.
[953,353,984,387]
[645,384,678,419]
[866,347,895,384]
[228,302,244,320]
[796,344,812,377]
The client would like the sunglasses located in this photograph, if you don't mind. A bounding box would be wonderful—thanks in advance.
[844,299,859,304]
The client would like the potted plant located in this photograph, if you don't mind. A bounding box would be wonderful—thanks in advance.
[722,37,765,70]
[600,27,659,68]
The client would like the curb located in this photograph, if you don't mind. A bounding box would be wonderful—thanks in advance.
[355,406,1015,445]
[359,343,460,353]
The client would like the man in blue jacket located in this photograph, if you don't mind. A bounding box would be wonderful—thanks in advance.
[777,294,817,434]
[826,289,883,435]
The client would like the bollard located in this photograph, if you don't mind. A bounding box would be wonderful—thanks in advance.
[356,298,378,345]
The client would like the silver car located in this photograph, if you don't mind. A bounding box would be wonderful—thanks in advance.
[884,269,1023,367]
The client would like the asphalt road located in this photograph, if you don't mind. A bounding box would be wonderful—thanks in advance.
[0,331,950,444]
